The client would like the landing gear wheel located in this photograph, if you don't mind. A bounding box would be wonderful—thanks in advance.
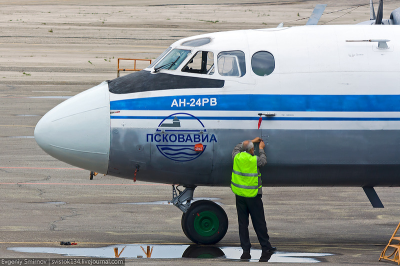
[181,212,192,241]
[181,200,228,245]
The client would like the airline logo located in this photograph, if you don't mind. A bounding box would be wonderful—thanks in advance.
[146,113,217,162]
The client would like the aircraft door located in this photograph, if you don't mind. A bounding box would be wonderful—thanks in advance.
[149,113,214,175]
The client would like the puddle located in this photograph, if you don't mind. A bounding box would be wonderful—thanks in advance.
[5,136,34,139]
[28,96,72,99]
[8,244,333,263]
[119,198,222,205]
[16,115,40,117]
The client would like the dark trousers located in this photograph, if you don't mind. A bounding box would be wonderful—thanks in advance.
[236,194,272,251]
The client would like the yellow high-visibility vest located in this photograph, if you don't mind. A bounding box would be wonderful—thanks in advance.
[231,152,261,197]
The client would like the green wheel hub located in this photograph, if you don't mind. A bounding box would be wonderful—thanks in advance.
[193,211,219,237]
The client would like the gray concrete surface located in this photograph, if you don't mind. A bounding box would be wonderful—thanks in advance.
[1,0,400,265]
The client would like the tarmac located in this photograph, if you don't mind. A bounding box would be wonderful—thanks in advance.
[1,0,400,265]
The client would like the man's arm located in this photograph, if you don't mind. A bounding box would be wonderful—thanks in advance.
[257,140,267,167]
[257,149,267,167]
[232,143,242,161]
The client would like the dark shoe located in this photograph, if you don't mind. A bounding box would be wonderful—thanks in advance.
[259,251,273,262]
[240,251,251,260]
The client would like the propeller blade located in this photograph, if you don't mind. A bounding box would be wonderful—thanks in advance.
[375,0,383,24]
[306,4,327,25]
[370,0,376,20]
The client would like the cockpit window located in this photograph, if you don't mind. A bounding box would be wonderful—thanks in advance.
[251,51,275,76]
[182,51,214,75]
[154,49,191,72]
[217,51,246,77]
[182,38,211,47]
[149,47,172,68]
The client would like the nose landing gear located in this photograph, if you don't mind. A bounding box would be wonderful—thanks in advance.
[171,185,228,245]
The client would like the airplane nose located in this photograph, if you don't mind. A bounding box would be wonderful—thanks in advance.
[34,81,110,173]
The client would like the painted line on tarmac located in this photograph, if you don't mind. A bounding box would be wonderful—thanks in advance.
[0,242,191,245]
[0,182,169,186]
[32,91,71,93]
[0,125,35,128]
[0,167,83,170]
[0,96,71,99]
[0,43,166,49]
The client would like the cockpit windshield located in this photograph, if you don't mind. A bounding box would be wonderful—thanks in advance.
[154,49,191,72]
[149,47,172,68]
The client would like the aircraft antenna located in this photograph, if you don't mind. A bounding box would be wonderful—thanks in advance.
[375,0,384,24]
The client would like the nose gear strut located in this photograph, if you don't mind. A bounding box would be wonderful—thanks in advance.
[170,185,196,213]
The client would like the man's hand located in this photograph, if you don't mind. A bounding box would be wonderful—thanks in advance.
[252,137,262,143]
[259,140,265,149]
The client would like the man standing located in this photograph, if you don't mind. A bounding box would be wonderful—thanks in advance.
[231,137,276,260]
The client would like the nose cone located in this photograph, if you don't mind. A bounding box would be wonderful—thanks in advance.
[35,82,110,173]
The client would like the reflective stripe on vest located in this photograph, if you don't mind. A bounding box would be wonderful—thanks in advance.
[232,170,258,177]
[231,152,261,198]
[231,181,259,189]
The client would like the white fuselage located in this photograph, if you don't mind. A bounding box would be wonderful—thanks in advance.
[35,25,400,186]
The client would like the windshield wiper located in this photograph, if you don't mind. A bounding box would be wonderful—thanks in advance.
[154,55,181,73]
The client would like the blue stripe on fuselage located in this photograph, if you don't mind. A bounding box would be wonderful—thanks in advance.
[110,94,400,112]
[110,116,400,121]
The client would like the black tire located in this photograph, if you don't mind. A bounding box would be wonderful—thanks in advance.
[181,212,194,242]
[181,212,187,235]
[182,200,228,245]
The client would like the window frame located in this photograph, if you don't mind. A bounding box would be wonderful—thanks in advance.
[216,50,247,78]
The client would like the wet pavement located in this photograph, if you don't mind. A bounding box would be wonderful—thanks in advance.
[1,1,400,265]
[9,244,333,263]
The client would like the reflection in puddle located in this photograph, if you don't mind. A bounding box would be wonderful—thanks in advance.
[9,244,332,263]
[5,136,34,139]
[28,96,71,99]
[120,198,221,205]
